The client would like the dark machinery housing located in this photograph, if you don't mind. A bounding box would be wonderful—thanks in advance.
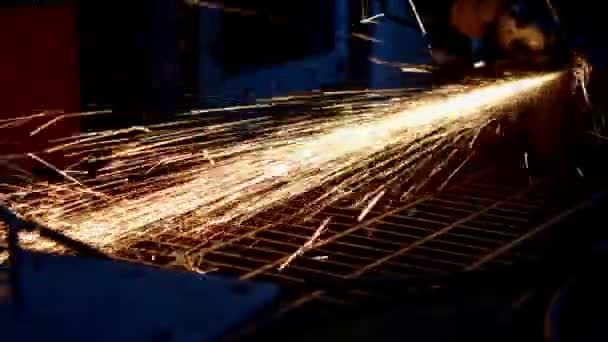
[417,0,570,78]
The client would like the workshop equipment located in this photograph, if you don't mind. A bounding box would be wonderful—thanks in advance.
[112,152,607,340]
[411,0,572,80]
[0,206,279,342]
[1,2,602,341]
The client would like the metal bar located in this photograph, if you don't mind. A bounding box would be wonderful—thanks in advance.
[480,212,529,223]
[240,196,431,280]
[467,190,608,270]
[267,186,546,315]
[208,250,347,279]
[456,224,520,237]
[382,260,443,274]
[345,190,530,278]
[231,237,378,264]
[242,190,516,279]
[193,167,496,262]
[104,159,597,331]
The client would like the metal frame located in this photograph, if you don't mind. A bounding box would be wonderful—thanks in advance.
[2,161,603,339]
[113,163,596,317]
[0,204,107,315]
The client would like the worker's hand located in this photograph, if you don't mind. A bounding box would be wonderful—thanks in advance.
[450,0,511,38]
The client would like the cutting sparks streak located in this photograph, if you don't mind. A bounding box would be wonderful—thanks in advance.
[407,0,431,51]
[358,189,385,222]
[1,72,561,250]
[279,217,331,271]
[26,153,108,200]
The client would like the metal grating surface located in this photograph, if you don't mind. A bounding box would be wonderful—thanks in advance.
[112,162,596,320]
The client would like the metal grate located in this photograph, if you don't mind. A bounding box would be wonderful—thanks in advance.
[112,161,596,319]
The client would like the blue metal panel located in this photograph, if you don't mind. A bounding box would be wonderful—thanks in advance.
[0,253,279,342]
[368,0,430,89]
[198,0,350,104]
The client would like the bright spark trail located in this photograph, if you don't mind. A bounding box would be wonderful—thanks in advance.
[0,72,561,254]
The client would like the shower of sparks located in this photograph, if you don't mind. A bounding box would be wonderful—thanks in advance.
[358,189,385,222]
[572,55,592,107]
[407,0,429,42]
[278,217,331,271]
[0,72,561,253]
[360,13,384,24]
[474,61,486,69]
[352,32,384,44]
[369,57,434,74]
[185,1,256,16]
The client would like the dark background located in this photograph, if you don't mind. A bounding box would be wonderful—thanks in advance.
[211,0,336,76]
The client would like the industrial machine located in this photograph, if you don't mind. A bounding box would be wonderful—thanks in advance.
[0,206,280,342]
[412,0,574,80]
[1,1,607,341]
[3,152,607,341]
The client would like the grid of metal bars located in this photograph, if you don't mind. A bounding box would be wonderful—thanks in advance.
[113,163,594,317]
[0,155,598,341]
